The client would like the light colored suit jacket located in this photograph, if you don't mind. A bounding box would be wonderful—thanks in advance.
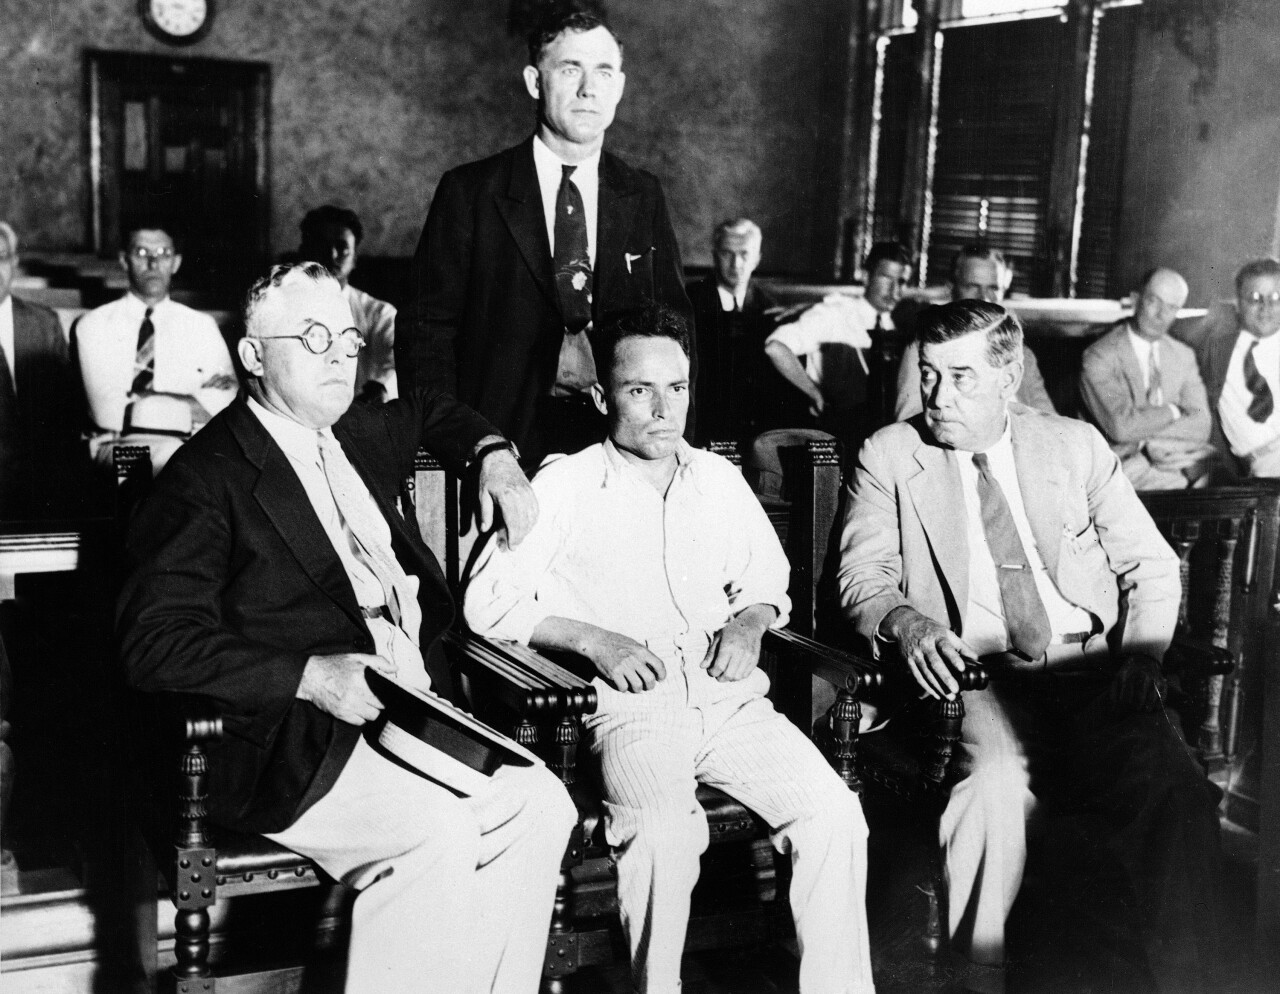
[837,404,1181,664]
[1080,323,1211,475]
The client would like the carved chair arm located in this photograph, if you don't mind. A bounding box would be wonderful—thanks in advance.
[762,628,883,695]
[1164,633,1235,678]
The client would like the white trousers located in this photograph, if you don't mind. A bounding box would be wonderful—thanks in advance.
[939,685,1037,967]
[584,663,875,994]
[266,734,576,994]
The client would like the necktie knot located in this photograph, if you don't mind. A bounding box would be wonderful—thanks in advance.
[561,164,577,182]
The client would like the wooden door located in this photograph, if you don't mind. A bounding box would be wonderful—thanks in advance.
[87,50,270,298]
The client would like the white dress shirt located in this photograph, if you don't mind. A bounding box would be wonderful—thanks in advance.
[344,284,398,400]
[532,134,601,267]
[0,295,14,388]
[246,397,428,689]
[75,292,236,434]
[716,285,746,312]
[465,440,791,665]
[955,420,1095,654]
[1219,329,1280,464]
[1126,327,1157,392]
[766,294,882,386]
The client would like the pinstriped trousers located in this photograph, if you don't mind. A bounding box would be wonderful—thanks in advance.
[584,661,875,994]
[266,733,576,994]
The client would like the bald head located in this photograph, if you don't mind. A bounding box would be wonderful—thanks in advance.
[1132,268,1188,341]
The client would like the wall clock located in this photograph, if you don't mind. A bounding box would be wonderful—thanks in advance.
[139,0,214,45]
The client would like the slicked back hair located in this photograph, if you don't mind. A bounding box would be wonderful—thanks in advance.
[1236,258,1280,297]
[595,304,690,389]
[300,204,364,246]
[243,262,336,339]
[918,299,1023,368]
[527,8,622,67]
[865,241,912,277]
[713,217,762,250]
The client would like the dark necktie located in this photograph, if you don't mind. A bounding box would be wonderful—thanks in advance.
[1147,341,1164,407]
[1243,339,1274,423]
[0,341,15,413]
[972,452,1053,661]
[130,307,156,396]
[553,165,593,334]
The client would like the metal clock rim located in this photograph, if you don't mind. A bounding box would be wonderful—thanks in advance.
[138,0,215,47]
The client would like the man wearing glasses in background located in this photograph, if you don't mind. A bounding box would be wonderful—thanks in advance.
[1203,258,1280,477]
[74,224,237,474]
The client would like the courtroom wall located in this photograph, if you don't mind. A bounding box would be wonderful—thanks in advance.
[0,0,847,275]
[1118,0,1280,306]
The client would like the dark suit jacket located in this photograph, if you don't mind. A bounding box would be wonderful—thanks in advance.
[118,391,495,834]
[396,138,694,466]
[1,297,86,519]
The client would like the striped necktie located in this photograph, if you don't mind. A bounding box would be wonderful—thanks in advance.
[130,307,156,396]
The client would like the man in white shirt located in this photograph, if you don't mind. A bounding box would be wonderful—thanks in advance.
[1080,267,1215,489]
[74,225,236,473]
[119,262,571,994]
[838,300,1222,994]
[1203,257,1280,477]
[298,205,398,402]
[465,306,874,994]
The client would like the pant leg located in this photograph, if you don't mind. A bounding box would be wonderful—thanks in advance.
[941,685,1037,966]
[694,688,875,994]
[267,735,575,994]
[584,705,706,994]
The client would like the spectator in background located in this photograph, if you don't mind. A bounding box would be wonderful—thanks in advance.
[74,225,237,475]
[894,244,1054,421]
[1203,257,1280,477]
[298,205,398,402]
[764,241,911,450]
[1081,267,1215,489]
[0,221,88,518]
[688,218,792,446]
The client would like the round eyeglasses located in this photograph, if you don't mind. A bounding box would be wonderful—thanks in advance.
[1244,291,1280,307]
[255,322,366,358]
[128,247,177,263]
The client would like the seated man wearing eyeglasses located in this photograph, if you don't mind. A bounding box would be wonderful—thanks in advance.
[74,224,237,474]
[119,261,572,994]
[1203,258,1280,477]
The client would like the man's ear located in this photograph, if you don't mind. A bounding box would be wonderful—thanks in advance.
[117,251,129,274]
[522,65,541,101]
[999,357,1024,400]
[237,337,264,377]
[170,253,183,277]
[590,381,609,417]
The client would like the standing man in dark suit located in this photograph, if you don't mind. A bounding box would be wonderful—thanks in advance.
[397,9,693,469]
[119,262,575,994]
[0,221,86,519]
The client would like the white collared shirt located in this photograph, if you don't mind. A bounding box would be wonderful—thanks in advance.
[465,440,791,666]
[0,295,14,388]
[716,285,746,312]
[246,397,428,688]
[344,284,398,400]
[955,419,1094,654]
[1125,326,1158,391]
[75,292,236,433]
[766,294,883,386]
[1219,329,1280,460]
[531,134,601,267]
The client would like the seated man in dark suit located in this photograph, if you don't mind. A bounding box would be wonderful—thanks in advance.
[688,218,792,446]
[118,262,575,994]
[0,221,88,519]
[839,299,1222,994]
[1081,267,1215,489]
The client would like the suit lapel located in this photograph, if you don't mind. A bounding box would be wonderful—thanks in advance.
[594,151,643,319]
[495,139,559,311]
[905,435,970,615]
[1115,325,1147,405]
[1010,407,1067,577]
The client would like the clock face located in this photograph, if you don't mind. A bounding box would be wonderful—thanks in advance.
[142,0,211,42]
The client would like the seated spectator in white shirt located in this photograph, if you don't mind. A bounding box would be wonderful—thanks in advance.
[298,205,398,402]
[894,244,1054,420]
[465,304,874,994]
[74,226,236,474]
[1203,257,1280,477]
[765,241,910,447]
[1081,267,1215,489]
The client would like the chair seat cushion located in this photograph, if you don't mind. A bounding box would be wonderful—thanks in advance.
[210,825,317,883]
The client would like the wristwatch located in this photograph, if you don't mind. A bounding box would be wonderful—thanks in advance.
[470,438,520,468]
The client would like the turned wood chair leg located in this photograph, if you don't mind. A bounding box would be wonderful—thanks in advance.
[826,688,864,793]
[170,741,217,993]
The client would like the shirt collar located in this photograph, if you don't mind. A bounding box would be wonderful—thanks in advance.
[532,133,602,183]
[247,394,334,465]
[600,436,697,491]
[965,413,1013,459]
[124,291,171,314]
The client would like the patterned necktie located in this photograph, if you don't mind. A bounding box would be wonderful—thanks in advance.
[1146,340,1164,407]
[1244,340,1274,423]
[130,307,156,396]
[554,164,593,335]
[972,452,1053,660]
[317,432,422,646]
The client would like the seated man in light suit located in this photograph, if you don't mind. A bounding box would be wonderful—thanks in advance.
[838,300,1222,994]
[893,245,1054,421]
[1202,257,1280,477]
[119,262,575,994]
[74,225,237,474]
[1081,267,1215,489]
[466,306,874,994]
